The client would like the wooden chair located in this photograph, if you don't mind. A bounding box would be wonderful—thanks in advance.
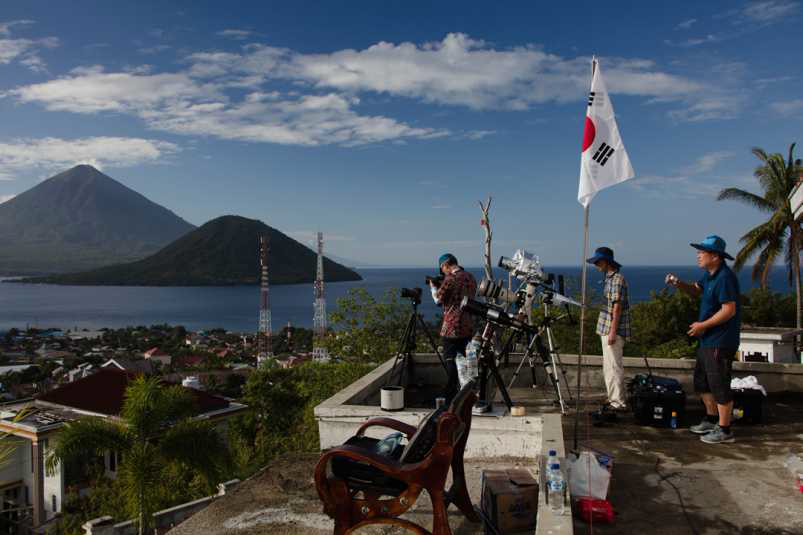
[314,380,481,535]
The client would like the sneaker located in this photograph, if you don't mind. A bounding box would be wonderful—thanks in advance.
[689,419,717,435]
[700,425,735,444]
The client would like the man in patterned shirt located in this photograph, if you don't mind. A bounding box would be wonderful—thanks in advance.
[587,246,631,412]
[429,253,477,401]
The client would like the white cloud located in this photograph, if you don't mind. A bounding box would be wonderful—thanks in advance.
[770,98,803,116]
[0,20,35,35]
[137,44,171,55]
[0,194,16,203]
[676,18,698,29]
[464,130,496,140]
[276,35,704,110]
[0,20,58,72]
[217,29,257,40]
[6,33,741,149]
[682,151,734,174]
[0,137,179,176]
[630,151,744,199]
[740,0,799,23]
[669,1,799,47]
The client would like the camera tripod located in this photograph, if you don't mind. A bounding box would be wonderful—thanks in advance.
[506,295,573,413]
[386,291,447,388]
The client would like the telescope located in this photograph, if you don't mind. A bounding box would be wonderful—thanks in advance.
[460,297,537,334]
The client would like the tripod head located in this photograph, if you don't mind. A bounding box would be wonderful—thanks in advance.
[400,287,423,307]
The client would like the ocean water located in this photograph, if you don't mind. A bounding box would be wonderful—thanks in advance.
[0,266,795,332]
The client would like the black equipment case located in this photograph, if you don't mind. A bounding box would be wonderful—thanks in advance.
[628,374,687,427]
[732,387,764,424]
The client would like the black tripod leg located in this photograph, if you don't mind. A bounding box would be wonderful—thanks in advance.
[416,314,448,374]
[536,336,562,405]
[388,311,417,388]
[488,361,513,410]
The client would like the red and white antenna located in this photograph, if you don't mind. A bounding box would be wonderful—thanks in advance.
[257,235,272,365]
[312,231,329,361]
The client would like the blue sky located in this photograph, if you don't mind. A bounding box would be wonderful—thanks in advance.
[0,1,801,267]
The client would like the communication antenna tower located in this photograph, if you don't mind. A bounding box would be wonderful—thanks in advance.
[257,235,272,365]
[313,232,329,361]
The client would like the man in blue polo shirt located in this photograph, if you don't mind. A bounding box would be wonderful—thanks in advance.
[666,235,740,444]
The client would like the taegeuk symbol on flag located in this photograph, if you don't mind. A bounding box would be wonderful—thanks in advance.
[577,59,635,207]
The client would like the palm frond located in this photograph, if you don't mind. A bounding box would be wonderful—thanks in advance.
[158,421,232,484]
[752,238,783,288]
[46,418,129,475]
[734,220,784,271]
[717,188,775,212]
[122,377,194,439]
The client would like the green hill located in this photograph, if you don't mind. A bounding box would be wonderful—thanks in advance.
[17,215,362,286]
[0,165,195,275]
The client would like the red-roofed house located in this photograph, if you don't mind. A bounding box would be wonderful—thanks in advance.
[143,347,172,367]
[0,369,246,531]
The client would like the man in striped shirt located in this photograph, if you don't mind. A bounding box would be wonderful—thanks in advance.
[588,246,631,412]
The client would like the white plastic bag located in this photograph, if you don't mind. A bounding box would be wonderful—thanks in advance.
[566,451,611,500]
[455,353,472,388]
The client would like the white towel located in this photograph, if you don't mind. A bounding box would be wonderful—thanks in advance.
[731,375,767,396]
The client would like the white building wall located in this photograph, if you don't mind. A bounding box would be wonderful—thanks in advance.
[42,439,64,516]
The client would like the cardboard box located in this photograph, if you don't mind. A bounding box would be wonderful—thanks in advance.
[481,469,539,534]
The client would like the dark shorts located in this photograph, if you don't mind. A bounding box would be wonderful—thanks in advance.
[442,337,471,401]
[694,347,737,404]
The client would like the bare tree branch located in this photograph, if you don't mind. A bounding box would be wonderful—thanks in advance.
[479,196,493,283]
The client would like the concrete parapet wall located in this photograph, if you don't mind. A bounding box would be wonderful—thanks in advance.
[315,357,543,459]
[373,353,803,394]
[556,354,803,394]
[82,480,239,535]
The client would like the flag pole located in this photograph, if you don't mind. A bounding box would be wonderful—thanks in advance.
[573,203,590,451]
[573,56,596,452]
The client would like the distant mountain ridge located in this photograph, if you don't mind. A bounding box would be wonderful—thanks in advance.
[0,165,195,274]
[19,215,362,286]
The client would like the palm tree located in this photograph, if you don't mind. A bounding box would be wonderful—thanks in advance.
[46,376,232,535]
[717,143,803,328]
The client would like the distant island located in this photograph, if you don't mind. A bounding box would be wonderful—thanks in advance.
[13,215,362,286]
[0,165,195,275]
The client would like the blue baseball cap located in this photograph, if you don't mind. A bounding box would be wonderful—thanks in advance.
[586,247,621,269]
[438,253,457,267]
[690,235,733,260]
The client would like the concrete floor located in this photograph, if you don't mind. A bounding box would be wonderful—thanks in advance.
[558,391,803,535]
[166,453,531,535]
[168,383,803,535]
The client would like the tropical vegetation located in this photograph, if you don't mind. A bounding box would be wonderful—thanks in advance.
[46,377,233,535]
[717,143,803,328]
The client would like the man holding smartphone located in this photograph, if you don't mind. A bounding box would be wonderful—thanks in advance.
[666,235,741,444]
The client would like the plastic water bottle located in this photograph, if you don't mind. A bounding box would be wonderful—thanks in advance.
[465,336,481,381]
[670,411,678,429]
[548,463,566,515]
[547,449,558,471]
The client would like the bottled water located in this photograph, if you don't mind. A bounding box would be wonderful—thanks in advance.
[455,351,470,388]
[548,463,566,515]
[465,336,481,380]
[547,449,558,469]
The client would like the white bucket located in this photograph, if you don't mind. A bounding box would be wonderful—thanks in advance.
[380,386,405,411]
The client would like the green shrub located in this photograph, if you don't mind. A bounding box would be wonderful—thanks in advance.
[234,361,376,470]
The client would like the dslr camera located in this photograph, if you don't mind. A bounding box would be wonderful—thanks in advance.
[425,275,444,288]
[400,287,423,304]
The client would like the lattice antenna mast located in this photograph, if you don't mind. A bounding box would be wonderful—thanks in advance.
[312,231,329,361]
[257,235,272,364]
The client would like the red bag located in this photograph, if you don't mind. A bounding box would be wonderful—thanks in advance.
[574,497,615,524]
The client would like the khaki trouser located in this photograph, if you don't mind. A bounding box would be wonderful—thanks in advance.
[600,335,626,409]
